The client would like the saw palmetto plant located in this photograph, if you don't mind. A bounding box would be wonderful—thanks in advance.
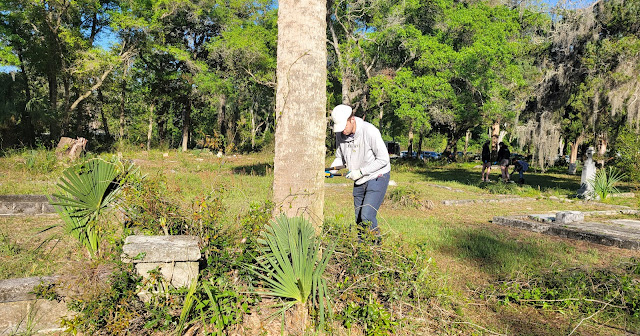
[250,214,334,328]
[588,166,626,200]
[49,158,136,257]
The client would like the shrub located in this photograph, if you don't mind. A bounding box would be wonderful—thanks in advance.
[588,166,626,200]
[249,215,334,328]
[50,158,137,257]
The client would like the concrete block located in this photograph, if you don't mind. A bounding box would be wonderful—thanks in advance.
[556,211,584,224]
[0,277,57,303]
[135,262,199,288]
[122,235,201,289]
[122,235,201,263]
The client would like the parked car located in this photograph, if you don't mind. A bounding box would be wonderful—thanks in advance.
[423,151,441,159]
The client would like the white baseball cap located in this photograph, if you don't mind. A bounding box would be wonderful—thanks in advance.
[331,104,352,132]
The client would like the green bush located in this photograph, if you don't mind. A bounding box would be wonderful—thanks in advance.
[50,158,137,257]
[493,259,640,332]
[249,215,334,327]
[588,166,626,200]
[615,126,640,182]
[22,148,57,173]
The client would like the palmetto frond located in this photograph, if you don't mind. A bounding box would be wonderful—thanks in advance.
[249,215,334,326]
[49,158,136,256]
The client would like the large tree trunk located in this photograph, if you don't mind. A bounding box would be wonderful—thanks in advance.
[181,98,191,152]
[119,81,126,146]
[273,0,327,228]
[19,52,34,145]
[48,72,59,139]
[147,102,155,151]
[596,132,607,167]
[97,89,110,138]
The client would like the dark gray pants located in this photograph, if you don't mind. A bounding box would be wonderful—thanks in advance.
[353,172,390,234]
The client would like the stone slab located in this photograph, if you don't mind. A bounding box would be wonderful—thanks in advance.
[122,235,201,263]
[135,261,199,288]
[0,195,56,215]
[556,211,584,224]
[0,299,69,335]
[528,214,556,223]
[493,215,640,250]
[0,276,58,303]
[442,197,533,205]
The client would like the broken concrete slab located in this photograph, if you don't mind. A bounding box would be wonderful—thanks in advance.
[556,211,584,224]
[493,215,640,250]
[0,276,58,303]
[0,195,56,215]
[122,235,201,289]
[0,276,68,335]
[442,197,533,205]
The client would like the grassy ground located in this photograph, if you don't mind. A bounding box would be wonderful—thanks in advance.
[0,149,639,335]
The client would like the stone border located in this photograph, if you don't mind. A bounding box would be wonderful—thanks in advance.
[493,215,640,250]
[0,195,56,215]
[442,197,533,205]
[0,276,58,303]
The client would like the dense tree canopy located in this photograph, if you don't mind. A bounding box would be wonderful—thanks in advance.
[0,0,638,173]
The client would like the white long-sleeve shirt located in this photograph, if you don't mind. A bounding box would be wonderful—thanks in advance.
[330,117,391,185]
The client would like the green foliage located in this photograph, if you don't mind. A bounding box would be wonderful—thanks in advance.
[493,260,640,332]
[50,158,137,257]
[324,218,448,333]
[250,215,334,326]
[615,126,640,182]
[22,149,57,174]
[62,263,146,335]
[191,278,252,335]
[340,296,398,335]
[588,166,626,200]
[386,186,433,210]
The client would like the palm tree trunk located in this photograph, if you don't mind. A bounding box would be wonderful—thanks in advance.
[273,0,327,228]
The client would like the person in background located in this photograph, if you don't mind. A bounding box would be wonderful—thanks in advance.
[481,141,492,182]
[329,104,391,242]
[511,159,529,185]
[497,142,511,182]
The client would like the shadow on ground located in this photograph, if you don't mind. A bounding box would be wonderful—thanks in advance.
[436,227,545,274]
[232,163,273,176]
[418,166,582,193]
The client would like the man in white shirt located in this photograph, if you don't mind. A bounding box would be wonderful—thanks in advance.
[329,104,391,241]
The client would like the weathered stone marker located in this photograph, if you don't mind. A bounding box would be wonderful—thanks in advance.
[121,235,201,288]
[0,195,55,215]
[556,211,584,224]
[577,147,597,200]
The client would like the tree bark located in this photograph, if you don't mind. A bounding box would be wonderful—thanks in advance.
[273,0,327,228]
[147,102,155,150]
[18,51,34,145]
[596,132,607,167]
[119,80,126,146]
[569,133,585,164]
[407,126,414,155]
[97,88,110,138]
[181,98,191,152]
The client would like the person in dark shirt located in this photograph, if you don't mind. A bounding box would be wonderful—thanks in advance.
[511,159,529,185]
[481,141,492,182]
[497,142,511,182]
